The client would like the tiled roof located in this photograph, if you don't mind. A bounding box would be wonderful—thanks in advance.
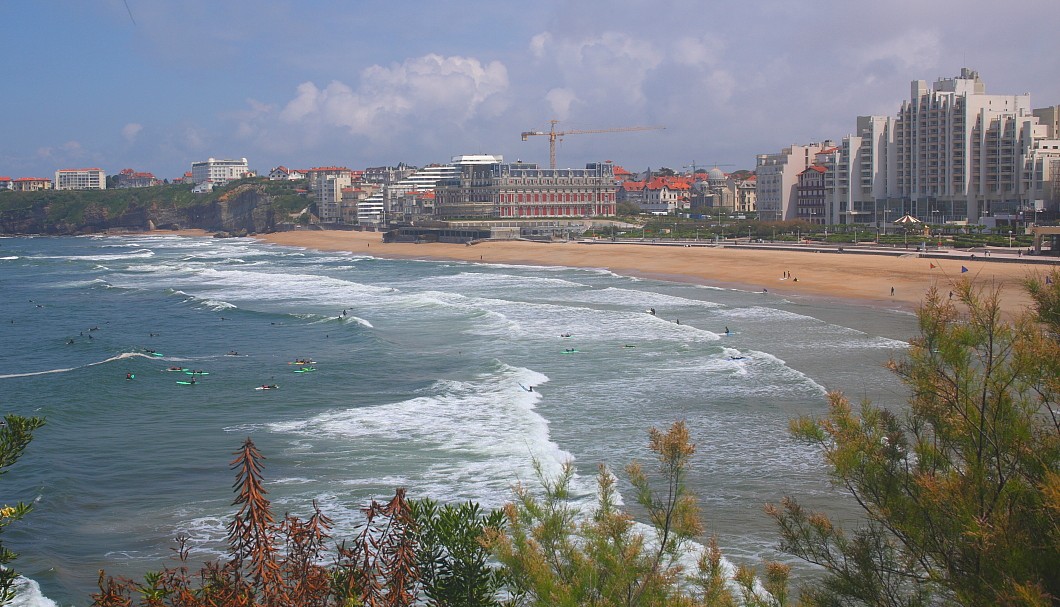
[15,177,51,182]
[306,166,351,173]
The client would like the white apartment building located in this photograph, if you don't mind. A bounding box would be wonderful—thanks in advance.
[755,142,833,221]
[795,69,1060,228]
[319,175,353,223]
[191,158,249,185]
[55,168,106,190]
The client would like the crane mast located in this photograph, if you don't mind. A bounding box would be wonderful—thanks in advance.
[521,120,665,169]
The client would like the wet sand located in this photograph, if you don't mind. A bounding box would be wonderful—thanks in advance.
[244,229,1051,317]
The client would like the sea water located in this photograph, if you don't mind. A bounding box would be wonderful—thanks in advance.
[0,234,915,606]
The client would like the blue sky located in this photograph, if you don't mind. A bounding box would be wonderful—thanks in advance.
[2,0,1059,180]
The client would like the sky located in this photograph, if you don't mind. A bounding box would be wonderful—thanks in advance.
[2,0,1059,180]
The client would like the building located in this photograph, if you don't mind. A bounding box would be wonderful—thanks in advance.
[304,167,355,223]
[12,177,53,192]
[0,177,12,191]
[358,156,502,225]
[795,166,827,223]
[55,168,106,190]
[434,159,617,219]
[363,163,415,185]
[755,142,834,221]
[733,174,757,214]
[114,168,162,188]
[191,158,250,185]
[268,166,306,181]
[819,70,1060,227]
[639,176,692,214]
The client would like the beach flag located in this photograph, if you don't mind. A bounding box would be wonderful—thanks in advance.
[929,263,936,269]
[961,266,969,273]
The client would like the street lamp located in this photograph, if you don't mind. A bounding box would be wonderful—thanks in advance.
[747,226,752,242]
[1008,230,1013,248]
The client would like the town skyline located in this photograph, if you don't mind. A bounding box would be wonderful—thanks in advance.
[3,1,1059,180]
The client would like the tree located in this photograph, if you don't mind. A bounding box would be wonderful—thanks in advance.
[485,421,778,606]
[0,415,45,605]
[616,200,642,216]
[409,499,506,607]
[769,279,1060,606]
[93,438,337,607]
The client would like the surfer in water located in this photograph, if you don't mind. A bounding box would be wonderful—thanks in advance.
[725,327,730,335]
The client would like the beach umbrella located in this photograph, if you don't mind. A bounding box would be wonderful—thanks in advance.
[893,214,922,224]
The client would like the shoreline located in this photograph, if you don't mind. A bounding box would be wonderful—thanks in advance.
[223,229,1048,317]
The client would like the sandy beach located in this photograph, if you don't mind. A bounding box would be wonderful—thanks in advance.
[239,229,1054,317]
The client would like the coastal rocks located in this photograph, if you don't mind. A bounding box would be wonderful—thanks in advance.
[0,184,280,235]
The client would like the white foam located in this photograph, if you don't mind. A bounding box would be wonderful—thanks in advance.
[0,351,163,380]
[29,249,156,262]
[8,575,58,607]
[262,362,570,509]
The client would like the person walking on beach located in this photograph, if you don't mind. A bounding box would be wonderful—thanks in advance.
[891,286,895,296]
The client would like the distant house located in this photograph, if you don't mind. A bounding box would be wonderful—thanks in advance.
[169,171,195,184]
[191,157,250,186]
[114,168,162,188]
[616,180,646,207]
[12,177,53,192]
[639,177,691,214]
[0,177,12,191]
[55,168,106,190]
[268,166,306,181]
[795,165,827,223]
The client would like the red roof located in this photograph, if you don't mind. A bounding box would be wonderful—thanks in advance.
[306,166,351,173]
[806,165,827,173]
[645,177,691,191]
[15,177,51,182]
[0,177,11,181]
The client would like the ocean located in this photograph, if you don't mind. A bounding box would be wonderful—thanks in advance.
[0,234,915,606]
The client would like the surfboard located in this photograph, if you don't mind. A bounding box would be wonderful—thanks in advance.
[184,371,209,375]
[176,380,196,385]
[254,385,279,390]
[294,367,316,373]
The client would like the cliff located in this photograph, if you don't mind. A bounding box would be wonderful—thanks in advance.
[0,180,308,236]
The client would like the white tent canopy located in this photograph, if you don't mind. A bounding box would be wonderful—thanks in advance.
[893,214,922,224]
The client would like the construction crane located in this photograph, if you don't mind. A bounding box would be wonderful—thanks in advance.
[521,120,665,169]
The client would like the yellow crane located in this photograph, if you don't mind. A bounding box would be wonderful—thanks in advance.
[520,120,665,169]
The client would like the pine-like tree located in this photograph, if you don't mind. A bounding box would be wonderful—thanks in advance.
[0,414,45,606]
[770,279,1060,606]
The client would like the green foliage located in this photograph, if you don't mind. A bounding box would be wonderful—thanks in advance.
[485,421,770,607]
[0,414,45,606]
[771,279,1060,606]
[409,499,506,607]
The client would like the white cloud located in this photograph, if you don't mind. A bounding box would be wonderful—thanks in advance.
[122,123,143,143]
[850,28,942,73]
[545,88,579,120]
[276,54,509,140]
[528,31,663,107]
[670,36,724,68]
